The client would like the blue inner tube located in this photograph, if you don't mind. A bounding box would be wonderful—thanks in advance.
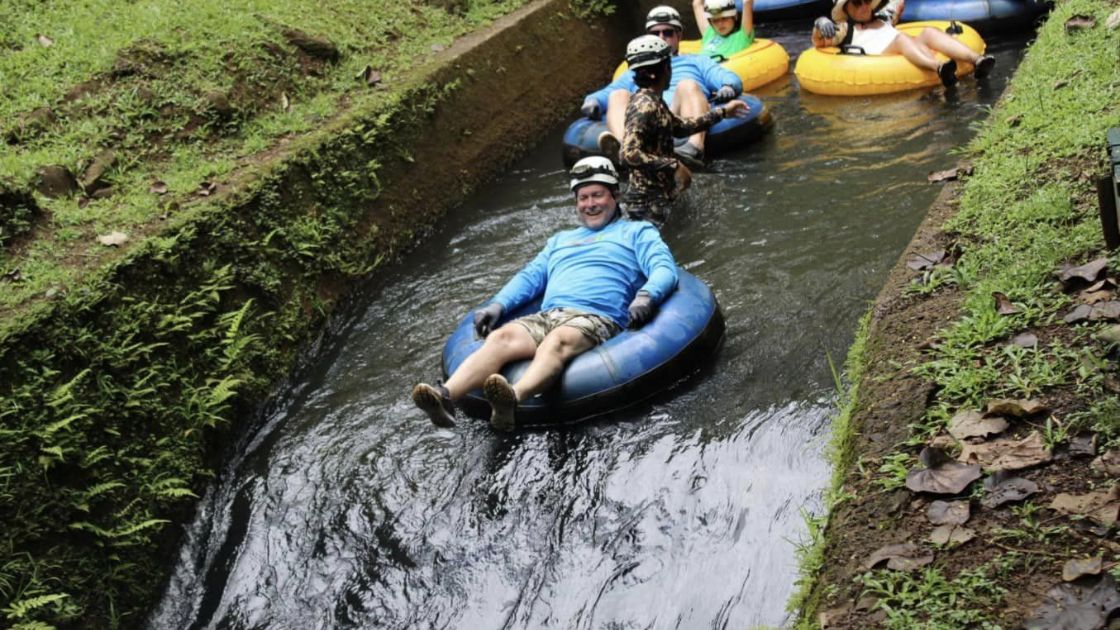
[561,94,771,168]
[441,269,725,427]
[749,0,831,19]
[901,0,1048,31]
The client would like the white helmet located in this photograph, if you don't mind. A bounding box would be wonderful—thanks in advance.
[645,5,683,31]
[569,156,620,192]
[625,34,671,71]
[705,0,739,19]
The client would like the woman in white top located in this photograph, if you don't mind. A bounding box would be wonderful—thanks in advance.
[811,0,994,86]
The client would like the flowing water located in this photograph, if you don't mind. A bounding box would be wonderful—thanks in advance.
[151,21,1030,630]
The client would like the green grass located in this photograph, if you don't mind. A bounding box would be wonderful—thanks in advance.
[794,0,1120,624]
[0,0,528,314]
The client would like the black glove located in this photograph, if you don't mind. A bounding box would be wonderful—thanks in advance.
[714,85,737,103]
[627,291,655,328]
[814,17,836,39]
[473,303,504,338]
[580,97,601,120]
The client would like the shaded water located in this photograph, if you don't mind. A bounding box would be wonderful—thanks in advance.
[151,21,1029,630]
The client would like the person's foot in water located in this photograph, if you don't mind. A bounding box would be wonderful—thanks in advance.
[938,59,958,87]
[482,373,517,432]
[412,382,456,428]
[973,54,995,79]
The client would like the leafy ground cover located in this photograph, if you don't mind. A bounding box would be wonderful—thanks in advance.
[0,0,526,317]
[796,0,1120,627]
[0,1,564,628]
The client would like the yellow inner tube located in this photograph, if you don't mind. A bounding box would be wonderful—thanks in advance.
[794,21,985,96]
[613,38,791,92]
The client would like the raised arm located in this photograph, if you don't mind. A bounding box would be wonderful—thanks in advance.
[691,0,708,37]
[741,0,754,36]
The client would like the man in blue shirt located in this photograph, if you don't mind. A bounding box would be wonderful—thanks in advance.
[581,5,743,168]
[412,157,679,431]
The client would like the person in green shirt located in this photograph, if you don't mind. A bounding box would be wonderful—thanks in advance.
[692,0,755,60]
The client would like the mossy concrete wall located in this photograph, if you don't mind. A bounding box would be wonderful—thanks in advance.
[0,1,631,626]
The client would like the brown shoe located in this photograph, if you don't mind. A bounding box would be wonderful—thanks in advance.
[482,374,517,432]
[412,382,456,428]
[597,130,621,162]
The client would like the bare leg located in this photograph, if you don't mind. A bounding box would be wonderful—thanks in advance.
[883,33,940,71]
[670,79,711,151]
[442,323,537,399]
[916,27,982,64]
[510,326,596,401]
[606,89,631,140]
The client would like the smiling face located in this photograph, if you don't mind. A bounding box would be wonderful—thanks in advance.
[710,15,736,36]
[574,183,619,230]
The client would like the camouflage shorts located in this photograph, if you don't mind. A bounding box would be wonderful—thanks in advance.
[512,308,621,346]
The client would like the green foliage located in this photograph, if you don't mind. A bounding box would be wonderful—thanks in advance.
[0,0,528,312]
[859,563,1007,629]
[569,0,617,18]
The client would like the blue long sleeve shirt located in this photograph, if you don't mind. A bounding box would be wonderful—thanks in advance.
[490,218,679,329]
[585,53,743,112]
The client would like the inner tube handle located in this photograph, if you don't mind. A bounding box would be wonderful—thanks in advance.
[945,20,964,34]
[840,45,868,55]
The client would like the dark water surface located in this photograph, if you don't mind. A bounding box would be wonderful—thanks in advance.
[151,21,1029,630]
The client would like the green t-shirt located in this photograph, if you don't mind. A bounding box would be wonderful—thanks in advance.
[700,25,754,60]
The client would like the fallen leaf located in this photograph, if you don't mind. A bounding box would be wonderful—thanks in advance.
[981,470,1039,508]
[1006,113,1022,127]
[1059,258,1108,285]
[1054,79,1069,90]
[928,433,957,449]
[861,543,934,572]
[97,231,129,247]
[948,410,1008,440]
[1081,290,1114,304]
[907,250,946,271]
[1108,8,1120,29]
[197,181,217,197]
[358,65,382,86]
[929,523,975,546]
[149,180,168,195]
[431,43,446,52]
[927,500,970,525]
[907,447,982,495]
[1065,14,1097,32]
[1026,574,1120,630]
[1064,557,1104,582]
[1089,301,1120,320]
[1098,325,1120,345]
[927,167,960,183]
[2,268,23,283]
[1064,304,1093,324]
[36,34,53,47]
[1091,450,1120,475]
[993,291,1019,315]
[1086,278,1116,292]
[818,603,852,629]
[1010,332,1039,348]
[958,431,1052,471]
[1068,434,1098,458]
[77,196,90,208]
[986,398,1046,417]
[280,92,290,112]
[1049,486,1120,525]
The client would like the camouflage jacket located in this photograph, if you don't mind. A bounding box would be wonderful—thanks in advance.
[619,88,724,210]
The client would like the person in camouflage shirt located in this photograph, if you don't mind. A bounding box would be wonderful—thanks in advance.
[618,35,748,227]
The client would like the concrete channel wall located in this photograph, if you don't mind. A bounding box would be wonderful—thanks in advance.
[0,1,638,626]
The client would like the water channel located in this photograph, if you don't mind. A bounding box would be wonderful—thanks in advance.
[151,20,1030,630]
